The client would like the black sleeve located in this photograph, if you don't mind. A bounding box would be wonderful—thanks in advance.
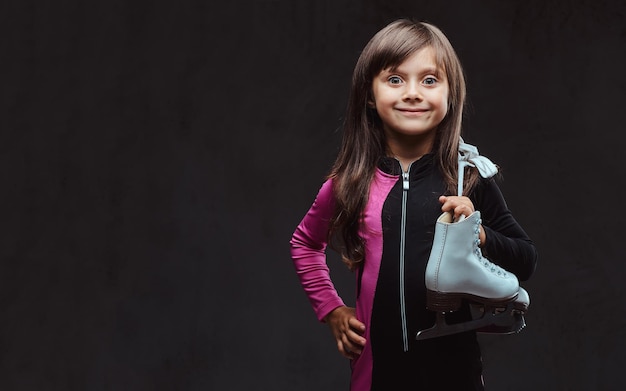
[470,177,538,281]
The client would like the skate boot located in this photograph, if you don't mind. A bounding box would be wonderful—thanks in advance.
[415,211,521,340]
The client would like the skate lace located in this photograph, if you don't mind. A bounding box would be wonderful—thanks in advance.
[472,216,508,277]
[459,140,507,278]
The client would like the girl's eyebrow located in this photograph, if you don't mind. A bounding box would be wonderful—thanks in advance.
[419,67,440,75]
[386,66,441,75]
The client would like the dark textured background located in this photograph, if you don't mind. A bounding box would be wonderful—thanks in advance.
[1,0,625,390]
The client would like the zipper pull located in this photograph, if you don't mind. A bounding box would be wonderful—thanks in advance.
[403,171,409,190]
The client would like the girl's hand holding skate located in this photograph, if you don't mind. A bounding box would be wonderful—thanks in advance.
[439,195,486,246]
[324,306,366,360]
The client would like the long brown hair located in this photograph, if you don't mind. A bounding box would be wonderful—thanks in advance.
[328,19,481,271]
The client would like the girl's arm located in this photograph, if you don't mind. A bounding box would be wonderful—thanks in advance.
[473,178,538,281]
[290,179,345,321]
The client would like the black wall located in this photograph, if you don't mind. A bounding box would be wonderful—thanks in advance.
[1,0,625,389]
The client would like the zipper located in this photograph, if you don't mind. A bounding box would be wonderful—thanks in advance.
[399,163,411,352]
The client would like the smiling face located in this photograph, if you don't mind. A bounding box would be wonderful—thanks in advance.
[371,46,449,152]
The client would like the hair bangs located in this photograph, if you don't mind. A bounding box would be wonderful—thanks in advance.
[367,25,430,78]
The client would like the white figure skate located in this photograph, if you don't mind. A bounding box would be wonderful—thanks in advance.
[415,140,530,340]
[415,211,521,340]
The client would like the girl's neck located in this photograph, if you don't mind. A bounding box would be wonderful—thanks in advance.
[387,137,433,172]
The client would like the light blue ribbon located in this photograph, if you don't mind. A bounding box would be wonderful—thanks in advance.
[457,138,498,196]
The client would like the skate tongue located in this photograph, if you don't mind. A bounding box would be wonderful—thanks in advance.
[453,214,466,223]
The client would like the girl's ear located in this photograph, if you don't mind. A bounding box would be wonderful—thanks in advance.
[367,99,376,108]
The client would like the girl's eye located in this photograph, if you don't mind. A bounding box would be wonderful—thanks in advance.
[423,77,437,85]
[388,76,403,85]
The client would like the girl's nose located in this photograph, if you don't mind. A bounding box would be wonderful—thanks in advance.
[403,81,422,101]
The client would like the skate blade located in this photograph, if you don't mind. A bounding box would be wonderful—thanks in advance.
[471,302,527,334]
[477,311,526,335]
[416,303,521,340]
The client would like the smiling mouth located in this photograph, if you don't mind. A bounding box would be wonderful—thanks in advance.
[397,108,428,116]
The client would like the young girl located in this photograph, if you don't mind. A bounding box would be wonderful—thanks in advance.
[290,19,537,390]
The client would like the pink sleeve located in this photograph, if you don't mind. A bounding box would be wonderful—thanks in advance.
[290,179,345,322]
